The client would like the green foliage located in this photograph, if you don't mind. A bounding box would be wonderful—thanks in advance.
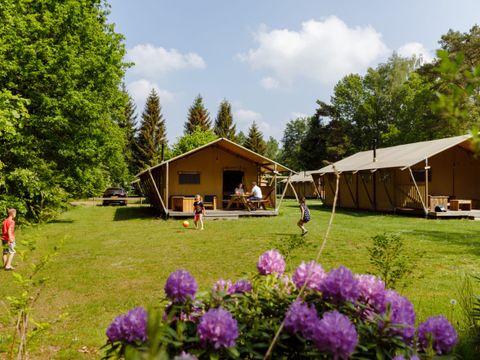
[279,117,308,171]
[0,0,130,221]
[367,233,417,289]
[117,85,138,175]
[244,121,266,155]
[185,95,211,135]
[235,131,247,146]
[170,128,218,157]
[2,237,63,359]
[268,234,313,267]
[214,99,236,140]
[135,89,167,169]
[455,275,480,358]
[264,136,280,161]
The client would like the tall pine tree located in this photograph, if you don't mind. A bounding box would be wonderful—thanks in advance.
[185,94,211,134]
[135,89,167,169]
[117,86,138,175]
[214,99,236,140]
[244,121,266,155]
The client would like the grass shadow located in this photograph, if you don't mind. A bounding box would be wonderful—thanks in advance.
[113,206,159,221]
[47,219,74,224]
[408,229,480,256]
[308,204,383,218]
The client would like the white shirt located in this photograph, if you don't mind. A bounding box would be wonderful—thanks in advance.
[251,185,262,198]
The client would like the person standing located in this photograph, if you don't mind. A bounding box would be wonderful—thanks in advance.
[193,195,205,230]
[297,198,310,236]
[2,208,17,270]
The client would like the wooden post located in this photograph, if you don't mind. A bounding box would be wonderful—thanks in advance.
[166,162,169,210]
[425,158,429,211]
[274,164,277,209]
[148,169,168,216]
[408,167,428,215]
[275,172,292,213]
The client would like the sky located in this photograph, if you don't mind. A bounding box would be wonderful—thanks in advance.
[108,0,480,144]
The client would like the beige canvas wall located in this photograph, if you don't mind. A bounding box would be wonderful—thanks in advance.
[167,146,259,208]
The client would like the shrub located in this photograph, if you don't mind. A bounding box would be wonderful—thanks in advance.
[103,250,458,359]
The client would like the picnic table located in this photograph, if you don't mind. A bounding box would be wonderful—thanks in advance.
[226,194,250,210]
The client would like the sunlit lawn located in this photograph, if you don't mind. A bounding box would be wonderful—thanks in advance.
[0,200,479,359]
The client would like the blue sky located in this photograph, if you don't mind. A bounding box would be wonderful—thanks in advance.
[108,0,480,144]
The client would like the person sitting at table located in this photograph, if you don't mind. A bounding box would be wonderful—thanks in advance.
[234,183,244,195]
[248,181,262,201]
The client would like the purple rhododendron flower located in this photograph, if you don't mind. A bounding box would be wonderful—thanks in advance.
[293,261,326,291]
[284,299,320,338]
[106,307,148,343]
[312,310,358,360]
[384,290,416,343]
[257,250,286,275]
[228,279,252,294]
[320,266,360,303]
[355,274,386,312]
[198,307,239,349]
[165,269,198,303]
[173,352,199,360]
[418,316,458,355]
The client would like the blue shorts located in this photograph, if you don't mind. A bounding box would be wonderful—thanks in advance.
[2,240,16,255]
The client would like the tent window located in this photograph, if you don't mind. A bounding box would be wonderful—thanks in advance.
[412,170,431,183]
[179,172,200,184]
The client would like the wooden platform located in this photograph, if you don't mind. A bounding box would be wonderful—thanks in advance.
[168,209,277,219]
[428,210,480,220]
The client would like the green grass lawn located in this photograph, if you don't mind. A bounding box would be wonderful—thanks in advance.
[0,200,479,359]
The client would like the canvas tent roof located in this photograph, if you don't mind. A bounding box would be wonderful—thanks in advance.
[136,137,293,177]
[314,134,473,175]
[282,171,315,183]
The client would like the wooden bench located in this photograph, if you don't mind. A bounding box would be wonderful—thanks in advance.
[247,199,269,210]
[450,199,472,211]
[203,195,217,210]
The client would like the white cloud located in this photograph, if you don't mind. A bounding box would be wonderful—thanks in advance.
[397,42,434,63]
[127,44,206,78]
[260,77,280,90]
[239,16,389,85]
[128,79,175,112]
[234,109,271,134]
[290,112,309,119]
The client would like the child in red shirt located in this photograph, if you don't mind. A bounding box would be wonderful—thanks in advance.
[2,208,16,270]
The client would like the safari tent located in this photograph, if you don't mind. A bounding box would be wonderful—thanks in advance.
[311,134,480,216]
[135,138,294,217]
[282,171,321,199]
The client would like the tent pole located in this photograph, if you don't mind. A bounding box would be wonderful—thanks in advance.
[149,168,168,217]
[425,158,430,211]
[166,162,169,211]
[408,167,428,215]
[274,164,277,209]
[276,172,291,213]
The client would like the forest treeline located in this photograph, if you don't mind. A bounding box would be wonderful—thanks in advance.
[1,0,479,221]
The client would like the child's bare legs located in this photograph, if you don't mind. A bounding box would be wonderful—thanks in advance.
[5,253,14,269]
[199,215,204,230]
[297,219,307,235]
[2,252,7,268]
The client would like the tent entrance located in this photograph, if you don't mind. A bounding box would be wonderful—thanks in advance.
[222,170,244,208]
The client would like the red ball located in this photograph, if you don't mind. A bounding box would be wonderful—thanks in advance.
[182,220,189,228]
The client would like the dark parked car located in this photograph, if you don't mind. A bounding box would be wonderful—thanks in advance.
[102,187,128,206]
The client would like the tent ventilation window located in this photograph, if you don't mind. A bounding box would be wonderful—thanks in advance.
[179,172,200,184]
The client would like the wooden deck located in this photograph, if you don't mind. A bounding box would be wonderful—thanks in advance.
[428,210,480,220]
[168,209,277,219]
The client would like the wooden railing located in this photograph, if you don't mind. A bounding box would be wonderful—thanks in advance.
[396,184,426,209]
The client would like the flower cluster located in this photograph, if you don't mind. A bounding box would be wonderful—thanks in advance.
[105,249,459,359]
[106,307,147,343]
[197,307,239,349]
[320,266,359,303]
[257,249,286,275]
[418,316,458,354]
[164,269,198,303]
[292,260,325,291]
